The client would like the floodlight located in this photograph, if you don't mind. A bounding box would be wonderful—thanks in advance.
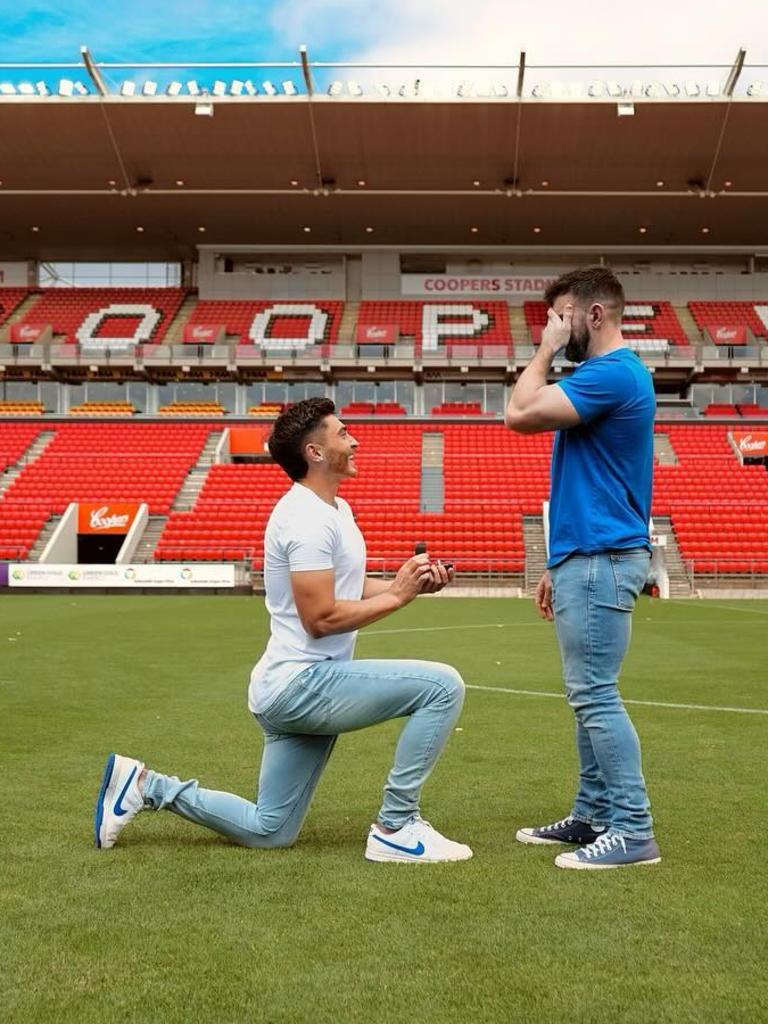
[35,81,50,96]
[706,80,721,97]
[492,82,509,97]
[230,80,244,95]
[166,81,182,96]
[282,81,298,95]
[74,82,89,95]
[374,82,390,97]
[18,82,35,95]
[347,80,362,96]
[457,80,474,97]
[747,81,765,96]
[328,81,343,96]
[243,80,257,95]
[262,80,277,95]
[142,81,158,96]
[186,80,201,95]
[194,102,214,116]
[588,80,605,97]
[0,83,17,95]
[120,81,136,96]
[212,81,227,97]
[606,81,623,97]
[684,81,700,96]
[58,80,75,96]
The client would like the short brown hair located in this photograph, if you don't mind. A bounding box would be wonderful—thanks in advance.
[544,266,625,319]
[267,397,336,480]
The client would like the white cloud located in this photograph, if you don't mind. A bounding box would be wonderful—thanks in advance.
[271,0,768,66]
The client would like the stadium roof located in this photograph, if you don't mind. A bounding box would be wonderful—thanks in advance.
[1,53,767,259]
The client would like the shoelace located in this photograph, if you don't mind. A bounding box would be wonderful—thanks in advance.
[542,816,574,833]
[582,833,626,859]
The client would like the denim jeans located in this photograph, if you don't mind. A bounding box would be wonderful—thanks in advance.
[143,658,465,847]
[550,550,654,840]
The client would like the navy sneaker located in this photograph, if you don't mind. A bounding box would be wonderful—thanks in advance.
[516,815,607,846]
[555,832,661,870]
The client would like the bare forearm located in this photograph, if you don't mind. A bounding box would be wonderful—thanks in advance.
[311,591,405,638]
[507,344,555,415]
[362,575,394,599]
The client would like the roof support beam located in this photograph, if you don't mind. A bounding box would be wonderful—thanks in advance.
[300,44,325,190]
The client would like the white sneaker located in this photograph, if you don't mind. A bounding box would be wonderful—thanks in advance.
[365,817,473,863]
[95,753,145,849]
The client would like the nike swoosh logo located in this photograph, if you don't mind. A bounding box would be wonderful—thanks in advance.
[372,834,425,856]
[114,766,137,817]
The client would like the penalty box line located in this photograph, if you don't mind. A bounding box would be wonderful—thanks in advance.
[466,684,768,717]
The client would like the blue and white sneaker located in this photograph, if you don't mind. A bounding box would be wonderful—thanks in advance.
[555,832,661,870]
[94,753,145,849]
[365,817,473,863]
[516,815,607,846]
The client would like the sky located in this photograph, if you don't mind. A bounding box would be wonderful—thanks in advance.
[1,0,767,68]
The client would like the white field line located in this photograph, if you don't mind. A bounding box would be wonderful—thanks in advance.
[361,616,765,638]
[466,684,768,717]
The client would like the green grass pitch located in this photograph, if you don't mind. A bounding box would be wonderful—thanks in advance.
[1,594,767,1024]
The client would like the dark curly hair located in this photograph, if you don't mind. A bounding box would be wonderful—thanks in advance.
[267,397,336,481]
[544,265,625,320]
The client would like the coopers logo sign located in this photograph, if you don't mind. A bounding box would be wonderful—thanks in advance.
[78,502,139,534]
[402,274,556,296]
[732,432,768,455]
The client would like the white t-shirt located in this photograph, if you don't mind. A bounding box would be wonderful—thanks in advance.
[248,482,367,713]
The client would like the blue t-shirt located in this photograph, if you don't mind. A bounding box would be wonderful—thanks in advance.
[547,347,655,568]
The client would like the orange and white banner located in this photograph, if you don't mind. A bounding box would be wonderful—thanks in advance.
[78,502,140,534]
[732,432,768,456]
[229,427,269,455]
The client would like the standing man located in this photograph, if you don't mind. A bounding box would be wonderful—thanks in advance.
[95,398,472,864]
[505,266,660,870]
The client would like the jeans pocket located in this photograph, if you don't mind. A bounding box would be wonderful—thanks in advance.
[609,553,651,611]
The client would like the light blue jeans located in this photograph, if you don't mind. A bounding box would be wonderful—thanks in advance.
[143,659,465,847]
[550,549,654,840]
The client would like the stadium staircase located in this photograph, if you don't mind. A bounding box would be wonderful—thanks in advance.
[0,430,55,497]
[673,305,703,347]
[163,291,200,344]
[338,301,360,343]
[0,292,40,342]
[507,305,529,346]
[29,516,62,560]
[420,433,444,512]
[654,433,679,465]
[171,431,223,511]
[133,516,168,563]
[652,516,695,596]
[523,516,548,594]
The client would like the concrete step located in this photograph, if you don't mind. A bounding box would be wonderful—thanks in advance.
[653,515,694,596]
[673,305,703,347]
[420,432,444,512]
[132,515,168,562]
[508,305,530,347]
[654,432,679,465]
[163,292,199,345]
[29,515,62,561]
[338,301,360,343]
[0,430,56,496]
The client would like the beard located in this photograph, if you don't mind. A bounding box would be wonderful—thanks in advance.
[565,325,591,363]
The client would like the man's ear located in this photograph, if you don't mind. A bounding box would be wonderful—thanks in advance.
[589,302,605,329]
[305,442,324,464]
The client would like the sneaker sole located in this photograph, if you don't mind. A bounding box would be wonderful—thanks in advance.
[555,855,662,870]
[365,848,473,864]
[94,752,116,849]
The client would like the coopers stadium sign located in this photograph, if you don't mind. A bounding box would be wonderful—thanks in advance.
[732,432,768,456]
[402,275,556,296]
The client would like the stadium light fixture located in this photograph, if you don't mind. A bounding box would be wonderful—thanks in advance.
[328,81,343,96]
[136,226,144,232]
[656,180,665,187]
[0,83,17,95]
[684,81,700,97]
[282,81,298,95]
[175,179,185,186]
[230,80,244,95]
[470,226,479,233]
[142,81,158,96]
[194,102,214,117]
[706,80,721,97]
[374,83,390,97]
[212,81,227,97]
[606,81,623,97]
[533,226,542,234]
[588,80,605,97]
[243,80,257,95]
[120,81,136,96]
[290,179,299,186]
[357,179,367,187]
[701,227,710,234]
[365,226,374,233]
[58,80,75,96]
[18,83,35,95]
[302,226,311,232]
[724,180,733,187]
[74,82,89,95]
[617,102,635,116]
[186,81,201,96]
[31,226,40,232]
[166,81,183,96]
[747,81,765,96]
[36,81,50,96]
[262,81,277,95]
[493,82,508,98]
[472,179,481,187]
[347,81,363,96]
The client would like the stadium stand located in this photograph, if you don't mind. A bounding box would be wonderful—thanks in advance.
[737,404,768,418]
[16,288,187,347]
[68,402,136,416]
[0,288,30,327]
[689,301,768,343]
[0,402,45,416]
[159,403,226,416]
[656,425,768,574]
[703,403,739,417]
[341,402,409,416]
[248,404,284,418]
[523,300,690,350]
[356,301,513,352]
[184,300,344,349]
[431,402,495,417]
[1,425,213,535]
